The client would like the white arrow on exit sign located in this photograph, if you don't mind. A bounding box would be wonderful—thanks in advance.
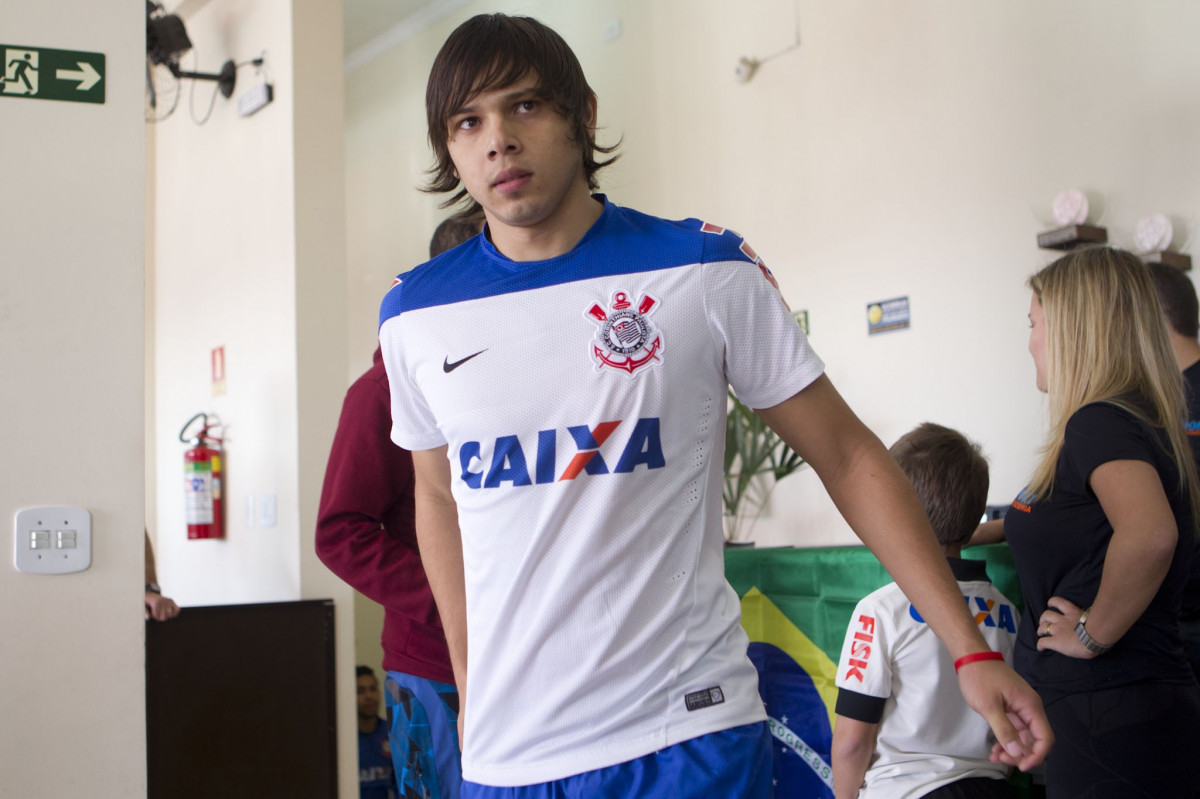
[55,61,101,91]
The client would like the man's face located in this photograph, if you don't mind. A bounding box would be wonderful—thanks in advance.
[445,74,593,236]
[356,674,379,719]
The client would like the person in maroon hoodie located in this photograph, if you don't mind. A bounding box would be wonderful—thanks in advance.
[318,210,482,799]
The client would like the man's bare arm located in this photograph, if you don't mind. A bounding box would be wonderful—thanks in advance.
[755,375,1051,769]
[411,447,468,716]
[144,530,179,621]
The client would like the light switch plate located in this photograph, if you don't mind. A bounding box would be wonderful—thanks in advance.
[14,506,92,574]
[258,493,276,528]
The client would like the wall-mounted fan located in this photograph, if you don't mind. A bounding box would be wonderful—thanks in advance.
[146,1,235,121]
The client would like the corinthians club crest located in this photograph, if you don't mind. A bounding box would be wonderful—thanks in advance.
[586,290,663,376]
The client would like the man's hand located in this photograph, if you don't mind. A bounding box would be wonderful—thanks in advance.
[957,659,1053,770]
[145,591,180,621]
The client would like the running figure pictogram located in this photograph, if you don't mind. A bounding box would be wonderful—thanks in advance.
[2,50,39,95]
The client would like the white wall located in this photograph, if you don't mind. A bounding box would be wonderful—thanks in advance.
[345,0,1200,547]
[150,0,356,794]
[153,0,303,603]
[0,3,146,797]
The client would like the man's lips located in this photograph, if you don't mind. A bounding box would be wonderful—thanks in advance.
[493,168,532,194]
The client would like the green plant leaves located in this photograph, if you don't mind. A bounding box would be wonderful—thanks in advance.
[723,388,806,541]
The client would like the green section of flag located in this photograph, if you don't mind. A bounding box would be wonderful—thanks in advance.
[726,543,1024,663]
[1,44,105,105]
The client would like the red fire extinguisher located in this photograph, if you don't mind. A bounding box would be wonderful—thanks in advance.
[180,413,224,540]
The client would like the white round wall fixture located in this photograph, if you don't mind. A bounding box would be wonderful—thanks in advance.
[1133,213,1174,253]
[1051,188,1089,226]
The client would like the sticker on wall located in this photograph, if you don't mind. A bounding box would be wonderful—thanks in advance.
[793,310,809,336]
[866,297,910,335]
[212,346,226,397]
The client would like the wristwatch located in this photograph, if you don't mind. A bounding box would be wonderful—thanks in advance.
[145,582,162,595]
[1074,607,1112,655]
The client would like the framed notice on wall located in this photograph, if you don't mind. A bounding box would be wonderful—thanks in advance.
[867,296,910,335]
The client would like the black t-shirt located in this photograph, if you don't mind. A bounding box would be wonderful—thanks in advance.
[1181,360,1200,619]
[1005,400,1194,700]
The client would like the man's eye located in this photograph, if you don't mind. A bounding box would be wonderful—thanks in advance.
[517,100,537,113]
[456,117,478,130]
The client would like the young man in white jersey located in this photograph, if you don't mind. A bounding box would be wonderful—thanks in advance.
[378,14,1051,798]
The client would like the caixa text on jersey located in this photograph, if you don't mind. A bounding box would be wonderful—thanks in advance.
[458,418,665,488]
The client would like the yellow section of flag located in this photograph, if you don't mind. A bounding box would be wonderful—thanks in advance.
[740,587,839,731]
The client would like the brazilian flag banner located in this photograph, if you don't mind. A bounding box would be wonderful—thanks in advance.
[725,544,1024,798]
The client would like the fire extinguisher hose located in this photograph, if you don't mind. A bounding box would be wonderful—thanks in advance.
[179,412,222,445]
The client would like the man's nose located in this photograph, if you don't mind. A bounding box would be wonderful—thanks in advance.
[487,117,520,158]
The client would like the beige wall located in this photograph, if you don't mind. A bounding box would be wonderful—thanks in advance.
[346,0,1200,546]
[0,2,147,796]
[355,593,388,673]
[292,5,360,792]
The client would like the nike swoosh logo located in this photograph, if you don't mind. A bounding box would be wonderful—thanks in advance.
[443,350,487,373]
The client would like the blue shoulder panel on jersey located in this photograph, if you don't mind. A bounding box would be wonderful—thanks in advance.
[378,198,757,329]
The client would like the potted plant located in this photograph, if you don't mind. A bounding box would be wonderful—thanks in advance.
[723,388,807,544]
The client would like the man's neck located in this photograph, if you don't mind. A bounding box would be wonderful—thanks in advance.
[1170,331,1200,372]
[486,188,603,263]
[357,716,378,735]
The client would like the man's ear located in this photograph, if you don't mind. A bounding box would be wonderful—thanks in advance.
[586,93,598,133]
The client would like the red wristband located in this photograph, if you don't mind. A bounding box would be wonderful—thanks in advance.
[954,651,1004,673]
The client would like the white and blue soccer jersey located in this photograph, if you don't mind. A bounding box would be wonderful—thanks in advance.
[379,197,825,786]
[833,559,1018,798]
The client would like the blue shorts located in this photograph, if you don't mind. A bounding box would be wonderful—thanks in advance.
[385,671,462,799]
[462,721,773,799]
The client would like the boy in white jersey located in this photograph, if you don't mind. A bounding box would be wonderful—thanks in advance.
[833,424,1017,799]
[380,13,1051,798]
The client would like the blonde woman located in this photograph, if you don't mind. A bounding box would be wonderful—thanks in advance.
[1006,247,1200,796]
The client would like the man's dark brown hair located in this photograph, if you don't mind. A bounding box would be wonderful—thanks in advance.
[888,423,989,549]
[423,13,619,213]
[1147,260,1200,340]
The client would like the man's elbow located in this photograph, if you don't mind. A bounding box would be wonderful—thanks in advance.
[313,516,352,568]
[314,529,336,566]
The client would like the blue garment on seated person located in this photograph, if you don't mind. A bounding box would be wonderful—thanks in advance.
[461,721,773,799]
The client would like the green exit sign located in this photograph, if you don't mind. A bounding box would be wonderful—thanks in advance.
[1,44,105,105]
